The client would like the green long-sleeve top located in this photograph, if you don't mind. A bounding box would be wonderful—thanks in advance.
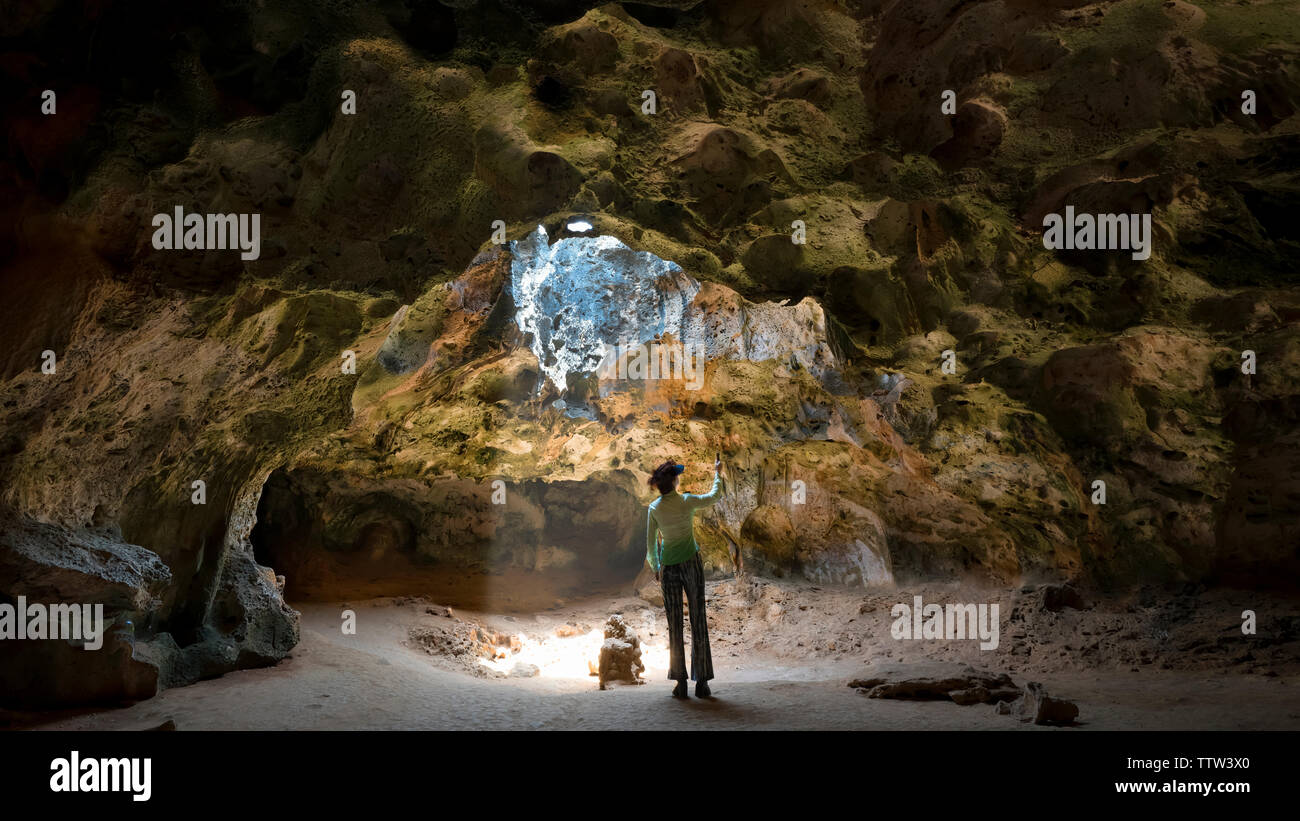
[646,473,725,572]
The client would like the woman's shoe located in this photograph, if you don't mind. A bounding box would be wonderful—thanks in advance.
[672,680,688,699]
[695,681,711,698]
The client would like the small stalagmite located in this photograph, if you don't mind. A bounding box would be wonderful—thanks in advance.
[597,614,645,690]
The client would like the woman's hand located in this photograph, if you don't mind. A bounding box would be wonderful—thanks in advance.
[655,569,660,582]
[714,454,722,475]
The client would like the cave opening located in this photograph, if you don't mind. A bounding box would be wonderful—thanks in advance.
[249,467,646,612]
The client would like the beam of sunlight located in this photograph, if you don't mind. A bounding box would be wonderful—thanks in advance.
[478,622,670,682]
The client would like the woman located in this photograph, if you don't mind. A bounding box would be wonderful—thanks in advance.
[645,456,724,699]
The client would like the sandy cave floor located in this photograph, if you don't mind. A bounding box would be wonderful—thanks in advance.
[23,579,1300,731]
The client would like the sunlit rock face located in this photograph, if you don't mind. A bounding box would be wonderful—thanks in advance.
[509,226,838,393]
[510,227,699,392]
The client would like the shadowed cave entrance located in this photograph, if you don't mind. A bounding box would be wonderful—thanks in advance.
[250,467,646,612]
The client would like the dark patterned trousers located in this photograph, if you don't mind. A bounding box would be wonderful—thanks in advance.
[660,552,713,682]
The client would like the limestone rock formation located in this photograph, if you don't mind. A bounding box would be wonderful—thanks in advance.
[2,0,1298,708]
[850,666,1021,704]
[1012,681,1080,726]
[0,511,171,611]
[850,665,1080,725]
[597,614,645,689]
